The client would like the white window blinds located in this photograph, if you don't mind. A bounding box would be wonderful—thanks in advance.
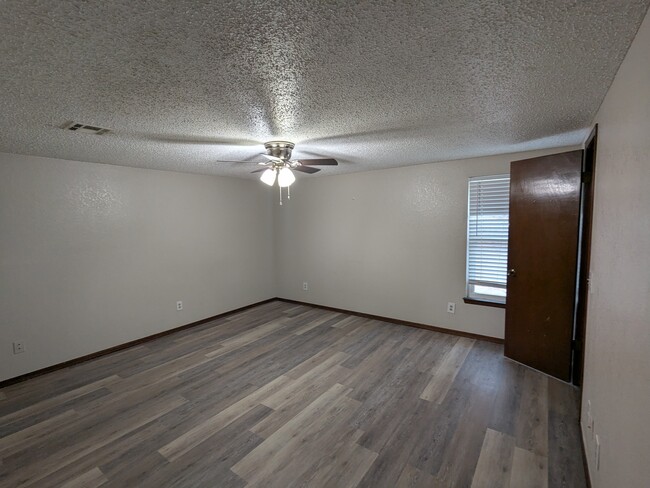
[466,175,510,303]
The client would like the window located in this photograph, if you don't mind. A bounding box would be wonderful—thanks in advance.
[466,175,510,304]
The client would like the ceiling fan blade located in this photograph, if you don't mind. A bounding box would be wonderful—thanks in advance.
[263,155,284,162]
[251,168,268,173]
[207,152,266,165]
[293,165,321,174]
[296,158,338,166]
[213,159,265,164]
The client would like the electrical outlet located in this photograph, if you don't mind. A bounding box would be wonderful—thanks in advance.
[176,301,183,311]
[303,282,309,291]
[595,434,601,470]
[447,302,456,314]
[13,341,25,354]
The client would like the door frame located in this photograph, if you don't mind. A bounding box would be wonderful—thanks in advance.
[572,125,598,387]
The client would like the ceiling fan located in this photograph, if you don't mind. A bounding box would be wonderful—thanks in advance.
[215,141,338,204]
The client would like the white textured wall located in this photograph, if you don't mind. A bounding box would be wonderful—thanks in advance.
[274,147,577,340]
[580,9,650,488]
[0,154,275,382]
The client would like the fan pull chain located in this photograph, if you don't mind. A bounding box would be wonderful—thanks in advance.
[287,185,291,200]
[279,185,283,205]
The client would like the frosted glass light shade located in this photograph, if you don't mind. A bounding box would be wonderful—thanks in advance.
[260,168,276,186]
[278,167,296,187]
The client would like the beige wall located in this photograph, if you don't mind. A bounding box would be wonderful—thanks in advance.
[0,153,275,382]
[580,9,650,488]
[274,147,576,340]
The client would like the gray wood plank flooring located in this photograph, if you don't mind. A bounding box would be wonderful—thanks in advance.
[0,301,587,487]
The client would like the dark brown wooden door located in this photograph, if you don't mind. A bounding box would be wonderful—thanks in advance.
[505,150,583,381]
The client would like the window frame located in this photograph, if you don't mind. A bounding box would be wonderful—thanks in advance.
[464,174,510,307]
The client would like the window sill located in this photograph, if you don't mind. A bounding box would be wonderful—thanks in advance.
[463,297,506,309]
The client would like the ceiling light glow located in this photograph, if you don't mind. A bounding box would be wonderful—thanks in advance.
[277,167,296,187]
[260,168,277,186]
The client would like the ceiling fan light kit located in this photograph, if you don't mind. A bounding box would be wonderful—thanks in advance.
[260,168,277,186]
[211,140,339,204]
[277,167,296,187]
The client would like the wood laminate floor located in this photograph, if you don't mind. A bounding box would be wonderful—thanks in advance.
[0,300,587,487]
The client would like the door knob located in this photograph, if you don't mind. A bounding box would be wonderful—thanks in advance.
[507,268,516,277]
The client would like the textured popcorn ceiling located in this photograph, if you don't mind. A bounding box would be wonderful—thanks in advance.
[0,0,648,178]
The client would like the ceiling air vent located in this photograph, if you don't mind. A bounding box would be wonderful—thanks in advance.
[61,121,110,135]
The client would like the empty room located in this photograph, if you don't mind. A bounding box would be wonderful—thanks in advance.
[1,1,649,487]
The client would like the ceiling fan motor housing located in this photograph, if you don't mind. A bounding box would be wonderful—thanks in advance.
[264,141,294,160]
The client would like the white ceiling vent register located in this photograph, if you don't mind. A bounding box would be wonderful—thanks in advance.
[61,121,110,135]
